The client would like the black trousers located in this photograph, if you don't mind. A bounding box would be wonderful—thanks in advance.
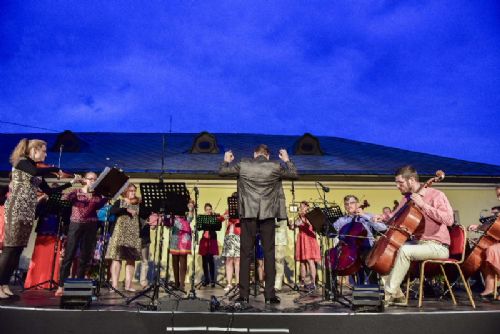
[239,218,276,299]
[0,246,24,285]
[59,222,97,286]
[202,255,215,283]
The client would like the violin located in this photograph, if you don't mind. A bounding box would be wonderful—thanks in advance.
[36,162,75,179]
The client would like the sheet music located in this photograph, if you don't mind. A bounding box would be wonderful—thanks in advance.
[89,167,129,200]
[89,167,110,193]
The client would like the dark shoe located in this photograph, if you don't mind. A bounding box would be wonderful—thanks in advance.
[201,281,209,287]
[210,282,216,288]
[235,296,249,303]
[265,296,281,305]
[480,293,494,302]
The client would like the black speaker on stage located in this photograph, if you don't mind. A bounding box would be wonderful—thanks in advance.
[351,284,384,312]
[60,279,95,309]
[157,297,210,312]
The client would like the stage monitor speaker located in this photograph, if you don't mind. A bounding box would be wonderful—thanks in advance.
[60,279,95,309]
[351,284,384,312]
[157,297,210,312]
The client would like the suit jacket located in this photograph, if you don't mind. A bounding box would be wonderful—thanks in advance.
[219,156,298,220]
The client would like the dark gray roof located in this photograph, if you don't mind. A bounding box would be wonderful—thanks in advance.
[1,132,499,181]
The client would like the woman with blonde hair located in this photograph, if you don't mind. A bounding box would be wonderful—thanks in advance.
[0,139,79,299]
[106,183,143,292]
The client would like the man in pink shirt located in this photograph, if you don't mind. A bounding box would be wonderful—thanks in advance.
[381,165,454,305]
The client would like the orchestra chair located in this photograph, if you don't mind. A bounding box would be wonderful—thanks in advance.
[405,224,476,308]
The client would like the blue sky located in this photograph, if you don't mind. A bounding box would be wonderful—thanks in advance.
[1,1,499,165]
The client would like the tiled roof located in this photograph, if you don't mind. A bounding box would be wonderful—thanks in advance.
[1,132,499,178]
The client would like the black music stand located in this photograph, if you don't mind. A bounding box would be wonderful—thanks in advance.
[308,203,350,308]
[224,196,241,299]
[196,215,223,231]
[126,182,189,308]
[89,167,130,200]
[91,167,129,297]
[24,193,71,291]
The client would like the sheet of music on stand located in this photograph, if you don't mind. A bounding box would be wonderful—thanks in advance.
[227,196,239,219]
[89,167,130,201]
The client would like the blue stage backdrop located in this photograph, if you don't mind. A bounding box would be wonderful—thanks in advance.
[0,1,499,165]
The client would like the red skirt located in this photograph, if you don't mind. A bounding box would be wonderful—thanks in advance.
[24,235,62,289]
[198,233,219,256]
[295,230,320,262]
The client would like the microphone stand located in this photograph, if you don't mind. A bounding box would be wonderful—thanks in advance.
[187,187,200,299]
[284,181,299,292]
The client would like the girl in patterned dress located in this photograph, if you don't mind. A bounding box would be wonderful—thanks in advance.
[221,208,241,291]
[168,200,194,290]
[106,184,143,292]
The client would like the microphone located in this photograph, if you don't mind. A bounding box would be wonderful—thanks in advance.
[193,186,199,195]
[316,181,330,193]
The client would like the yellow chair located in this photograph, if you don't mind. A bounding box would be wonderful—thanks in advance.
[405,225,476,308]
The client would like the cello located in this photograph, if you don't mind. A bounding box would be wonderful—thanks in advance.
[326,200,370,276]
[461,215,500,277]
[365,171,445,275]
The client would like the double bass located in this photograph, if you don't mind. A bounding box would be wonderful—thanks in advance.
[461,215,500,277]
[365,171,445,275]
[325,200,370,276]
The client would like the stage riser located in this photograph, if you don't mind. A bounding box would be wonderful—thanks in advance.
[1,308,499,334]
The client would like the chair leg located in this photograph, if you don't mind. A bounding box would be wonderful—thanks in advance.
[495,274,498,300]
[406,275,411,305]
[439,265,456,305]
[418,262,426,307]
[456,264,476,309]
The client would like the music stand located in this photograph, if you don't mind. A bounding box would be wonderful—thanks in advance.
[221,196,241,298]
[196,215,223,231]
[228,196,239,219]
[322,206,343,234]
[24,193,71,291]
[126,182,189,308]
[89,167,130,201]
[306,206,343,236]
[306,203,350,308]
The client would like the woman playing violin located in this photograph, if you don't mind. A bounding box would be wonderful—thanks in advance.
[467,186,500,302]
[290,201,321,290]
[55,171,107,296]
[0,139,80,299]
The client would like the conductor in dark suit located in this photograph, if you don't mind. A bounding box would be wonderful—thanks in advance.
[219,144,298,304]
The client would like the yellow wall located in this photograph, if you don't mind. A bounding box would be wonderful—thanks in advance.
[130,178,499,285]
[22,178,499,285]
